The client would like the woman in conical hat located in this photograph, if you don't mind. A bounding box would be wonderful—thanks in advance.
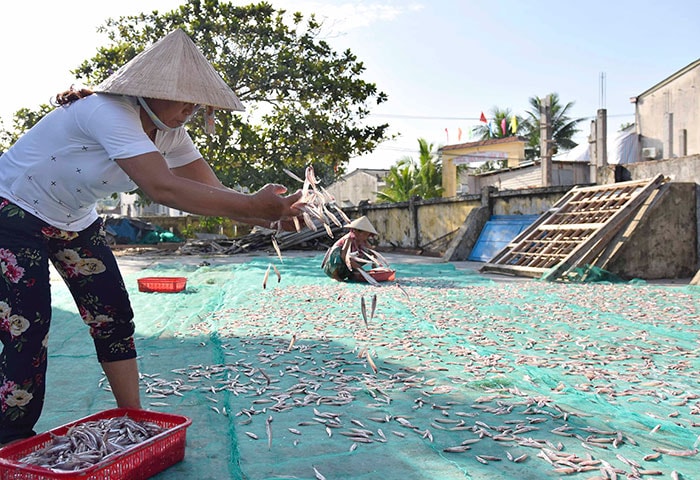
[322,216,391,282]
[345,216,378,235]
[0,29,302,444]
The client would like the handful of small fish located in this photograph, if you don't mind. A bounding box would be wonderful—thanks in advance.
[283,165,351,238]
[263,165,349,262]
[19,416,165,472]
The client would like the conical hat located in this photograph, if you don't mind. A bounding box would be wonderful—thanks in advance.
[346,216,378,235]
[94,29,244,111]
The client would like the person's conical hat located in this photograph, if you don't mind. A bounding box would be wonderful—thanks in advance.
[346,216,378,235]
[94,29,244,111]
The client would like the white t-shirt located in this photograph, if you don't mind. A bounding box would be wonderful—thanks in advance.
[0,94,201,230]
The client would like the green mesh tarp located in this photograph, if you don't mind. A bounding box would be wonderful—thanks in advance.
[39,254,699,479]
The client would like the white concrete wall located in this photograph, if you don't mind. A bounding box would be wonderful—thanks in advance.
[325,170,386,207]
[636,64,700,159]
[461,162,590,193]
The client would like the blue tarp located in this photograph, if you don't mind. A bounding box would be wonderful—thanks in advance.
[468,214,539,262]
[103,217,182,244]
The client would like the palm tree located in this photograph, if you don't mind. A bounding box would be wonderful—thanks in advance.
[376,138,443,203]
[375,157,416,203]
[473,107,523,141]
[413,138,443,199]
[521,93,584,159]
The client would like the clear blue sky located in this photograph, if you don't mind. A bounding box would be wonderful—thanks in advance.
[2,0,699,170]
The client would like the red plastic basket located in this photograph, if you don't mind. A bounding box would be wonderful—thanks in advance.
[368,268,396,282]
[137,277,187,293]
[0,408,192,480]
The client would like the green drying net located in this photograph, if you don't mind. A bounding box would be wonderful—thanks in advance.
[39,255,699,480]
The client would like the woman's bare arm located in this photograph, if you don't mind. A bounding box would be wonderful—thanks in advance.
[116,152,301,223]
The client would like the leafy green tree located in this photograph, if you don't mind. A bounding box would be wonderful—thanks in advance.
[376,138,442,203]
[521,93,583,159]
[0,0,391,190]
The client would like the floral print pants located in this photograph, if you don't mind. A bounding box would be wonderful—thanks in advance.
[0,198,136,443]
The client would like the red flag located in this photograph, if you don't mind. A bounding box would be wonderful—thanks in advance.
[501,118,506,136]
[479,112,487,123]
[445,127,449,142]
[458,128,462,142]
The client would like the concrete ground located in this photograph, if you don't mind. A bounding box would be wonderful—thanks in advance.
[103,247,693,286]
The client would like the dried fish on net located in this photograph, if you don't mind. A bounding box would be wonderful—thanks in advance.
[19,416,165,471]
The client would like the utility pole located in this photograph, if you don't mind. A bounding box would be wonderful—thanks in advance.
[592,73,608,184]
[540,95,552,187]
[589,119,598,183]
[596,108,607,169]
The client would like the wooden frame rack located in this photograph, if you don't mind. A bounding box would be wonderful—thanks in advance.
[480,175,667,281]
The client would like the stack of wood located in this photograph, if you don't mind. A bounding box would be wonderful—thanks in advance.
[175,217,346,256]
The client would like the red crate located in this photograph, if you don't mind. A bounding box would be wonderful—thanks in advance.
[368,268,396,282]
[0,408,192,480]
[137,277,187,293]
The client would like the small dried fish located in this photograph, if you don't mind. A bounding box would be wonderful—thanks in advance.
[270,235,283,261]
[366,351,378,374]
[478,455,502,461]
[653,447,698,457]
[616,453,640,468]
[262,264,271,289]
[258,367,271,386]
[313,465,327,480]
[266,415,273,450]
[287,333,297,352]
[20,416,165,471]
[355,267,380,286]
[283,168,304,183]
[513,453,528,463]
[443,445,471,453]
[360,297,368,327]
[284,165,348,241]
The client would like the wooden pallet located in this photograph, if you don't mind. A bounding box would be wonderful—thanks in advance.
[692,269,700,286]
[480,175,667,281]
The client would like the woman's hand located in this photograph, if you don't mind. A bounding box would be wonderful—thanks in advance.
[250,184,303,222]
